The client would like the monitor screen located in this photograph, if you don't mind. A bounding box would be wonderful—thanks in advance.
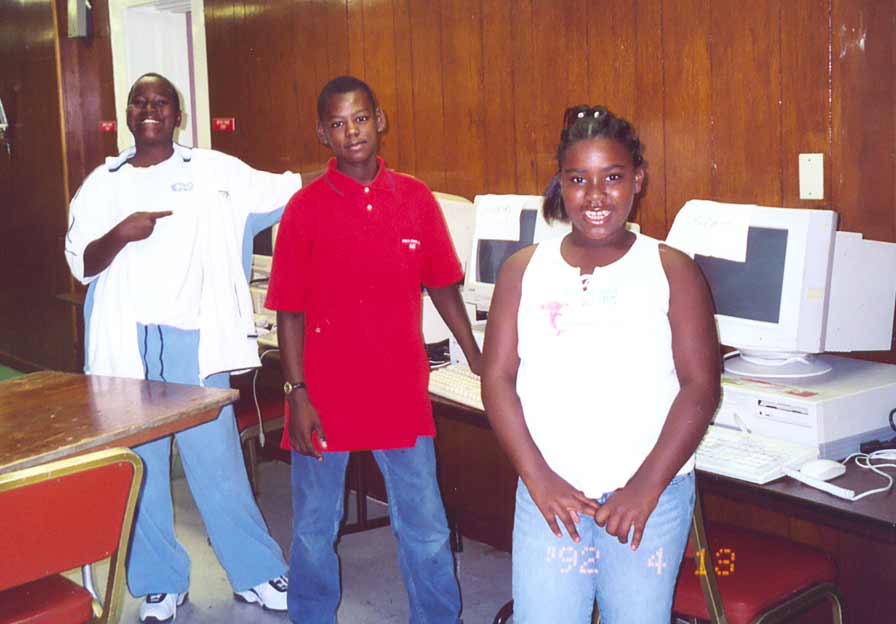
[249,222,278,282]
[253,226,274,256]
[475,210,538,284]
[695,227,788,324]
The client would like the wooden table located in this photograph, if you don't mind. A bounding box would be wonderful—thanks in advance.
[698,462,896,541]
[0,371,238,475]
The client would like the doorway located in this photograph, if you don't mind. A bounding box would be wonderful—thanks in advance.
[108,0,211,151]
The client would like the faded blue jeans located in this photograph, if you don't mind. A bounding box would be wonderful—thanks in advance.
[288,437,461,624]
[512,472,695,623]
[127,324,287,596]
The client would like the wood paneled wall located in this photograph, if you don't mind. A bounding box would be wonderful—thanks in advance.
[205,0,896,361]
[0,0,116,372]
[204,0,894,235]
[0,0,72,371]
[57,0,118,201]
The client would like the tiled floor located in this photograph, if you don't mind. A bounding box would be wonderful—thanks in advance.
[94,459,512,623]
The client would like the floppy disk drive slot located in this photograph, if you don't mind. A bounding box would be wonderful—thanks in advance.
[756,400,811,428]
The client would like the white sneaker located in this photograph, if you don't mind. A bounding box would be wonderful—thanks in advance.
[138,592,188,623]
[234,575,288,611]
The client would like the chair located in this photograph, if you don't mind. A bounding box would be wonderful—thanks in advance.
[673,492,844,624]
[234,373,285,495]
[0,448,143,624]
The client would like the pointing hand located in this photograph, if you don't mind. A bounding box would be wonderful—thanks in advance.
[116,210,173,242]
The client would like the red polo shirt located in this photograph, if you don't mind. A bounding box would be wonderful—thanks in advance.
[266,158,463,451]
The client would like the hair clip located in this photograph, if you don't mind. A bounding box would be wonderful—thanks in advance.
[562,105,605,129]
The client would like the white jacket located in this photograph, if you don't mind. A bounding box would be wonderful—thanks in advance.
[65,144,301,380]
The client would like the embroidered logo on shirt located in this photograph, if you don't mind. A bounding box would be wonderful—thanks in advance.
[171,182,194,192]
[401,238,421,251]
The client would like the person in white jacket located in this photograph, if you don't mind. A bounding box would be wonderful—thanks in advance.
[64,72,321,623]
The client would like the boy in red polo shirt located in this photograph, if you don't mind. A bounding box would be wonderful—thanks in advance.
[266,76,481,624]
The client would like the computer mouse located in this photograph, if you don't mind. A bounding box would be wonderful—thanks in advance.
[799,458,846,481]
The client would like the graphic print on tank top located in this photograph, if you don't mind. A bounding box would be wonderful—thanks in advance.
[540,274,619,336]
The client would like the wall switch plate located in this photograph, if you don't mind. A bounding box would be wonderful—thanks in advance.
[799,153,824,200]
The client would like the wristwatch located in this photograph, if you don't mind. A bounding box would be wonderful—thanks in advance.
[283,380,307,395]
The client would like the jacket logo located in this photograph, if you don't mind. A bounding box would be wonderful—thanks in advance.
[401,238,421,251]
[171,182,194,192]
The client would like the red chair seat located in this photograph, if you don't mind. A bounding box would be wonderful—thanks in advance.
[674,524,837,624]
[0,575,93,624]
[235,389,283,433]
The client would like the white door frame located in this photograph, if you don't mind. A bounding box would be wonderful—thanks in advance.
[108,0,211,151]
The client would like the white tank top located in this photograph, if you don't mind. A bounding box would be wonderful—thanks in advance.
[516,233,694,498]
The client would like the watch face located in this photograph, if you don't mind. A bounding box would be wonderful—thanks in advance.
[284,381,304,394]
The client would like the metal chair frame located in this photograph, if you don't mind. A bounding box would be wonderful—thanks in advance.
[240,414,284,494]
[0,448,143,624]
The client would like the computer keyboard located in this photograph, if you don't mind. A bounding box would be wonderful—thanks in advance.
[696,425,819,484]
[256,329,278,349]
[253,312,275,328]
[428,363,483,411]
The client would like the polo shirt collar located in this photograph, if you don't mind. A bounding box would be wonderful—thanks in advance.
[323,157,396,197]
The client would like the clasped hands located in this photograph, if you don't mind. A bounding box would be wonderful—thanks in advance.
[527,467,661,551]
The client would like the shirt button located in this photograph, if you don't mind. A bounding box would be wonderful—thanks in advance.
[366,204,373,212]
[364,187,370,194]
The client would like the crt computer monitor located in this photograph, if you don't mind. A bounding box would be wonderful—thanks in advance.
[421,192,476,344]
[667,200,838,379]
[250,223,278,283]
[463,195,571,313]
[432,191,476,276]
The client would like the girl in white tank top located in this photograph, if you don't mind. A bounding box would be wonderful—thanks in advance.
[481,106,721,623]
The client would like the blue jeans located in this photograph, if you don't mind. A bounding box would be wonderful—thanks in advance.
[126,324,287,596]
[512,472,695,624]
[289,437,461,624]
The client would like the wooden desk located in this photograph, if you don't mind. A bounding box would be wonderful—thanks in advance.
[431,397,896,623]
[0,371,238,475]
[698,463,896,542]
[431,397,517,552]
